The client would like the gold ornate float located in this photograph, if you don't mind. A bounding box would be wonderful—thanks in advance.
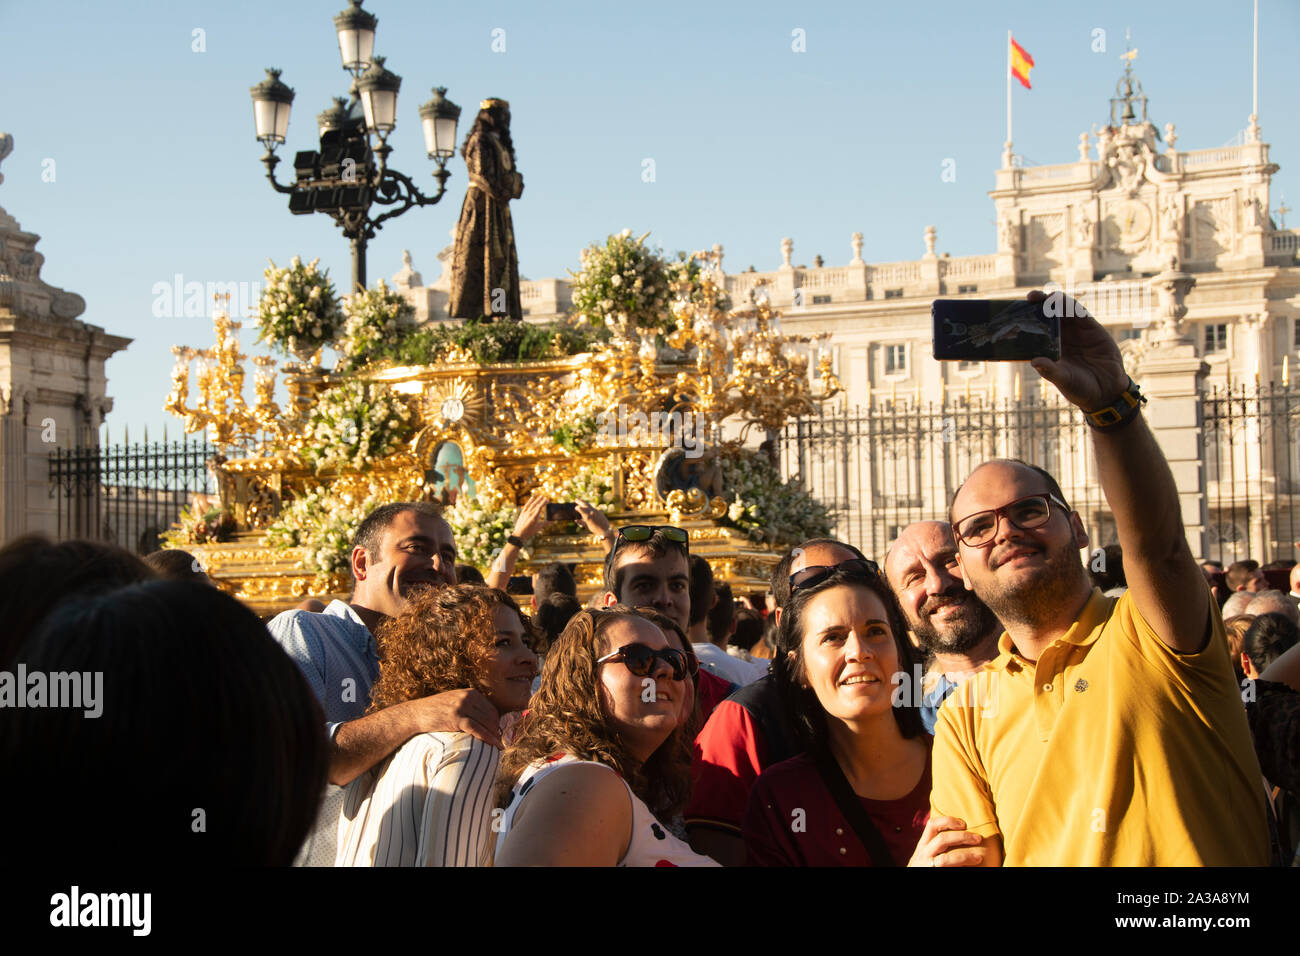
[164,261,840,616]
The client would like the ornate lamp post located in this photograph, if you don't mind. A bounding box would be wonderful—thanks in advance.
[248,1,462,293]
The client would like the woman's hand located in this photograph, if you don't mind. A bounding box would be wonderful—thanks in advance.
[907,815,987,867]
[574,500,615,552]
[512,493,549,541]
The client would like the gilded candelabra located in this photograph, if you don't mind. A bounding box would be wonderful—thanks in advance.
[165,296,289,450]
[665,254,840,441]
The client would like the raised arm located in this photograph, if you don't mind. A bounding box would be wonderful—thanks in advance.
[1028,290,1210,654]
[485,493,548,592]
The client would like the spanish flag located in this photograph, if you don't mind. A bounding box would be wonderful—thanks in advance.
[1010,37,1034,89]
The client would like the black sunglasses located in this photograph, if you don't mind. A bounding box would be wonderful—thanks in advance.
[615,525,689,548]
[595,642,691,681]
[789,557,882,593]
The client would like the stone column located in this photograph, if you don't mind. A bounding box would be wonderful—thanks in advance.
[1140,268,1209,558]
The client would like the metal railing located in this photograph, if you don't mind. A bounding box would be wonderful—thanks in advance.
[778,398,1112,560]
[48,437,218,554]
[1201,384,1300,564]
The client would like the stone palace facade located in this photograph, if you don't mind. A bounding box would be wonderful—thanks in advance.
[394,65,1300,561]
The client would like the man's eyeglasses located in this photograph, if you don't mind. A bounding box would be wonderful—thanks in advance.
[952,493,1070,548]
[789,557,881,593]
[595,642,694,681]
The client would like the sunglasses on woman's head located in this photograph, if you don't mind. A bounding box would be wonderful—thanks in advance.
[788,557,882,593]
[595,643,693,681]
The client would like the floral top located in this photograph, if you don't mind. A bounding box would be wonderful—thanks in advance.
[492,754,719,867]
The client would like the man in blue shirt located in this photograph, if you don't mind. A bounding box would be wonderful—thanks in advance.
[268,501,501,863]
[884,521,1002,733]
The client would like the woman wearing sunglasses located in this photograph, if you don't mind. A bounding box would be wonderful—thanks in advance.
[335,584,542,866]
[743,562,987,866]
[490,605,719,866]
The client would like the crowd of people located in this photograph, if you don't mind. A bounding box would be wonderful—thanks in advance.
[2,290,1298,867]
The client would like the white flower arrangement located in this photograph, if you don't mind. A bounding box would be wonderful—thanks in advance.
[719,446,833,546]
[265,474,425,587]
[303,380,414,474]
[255,256,345,358]
[338,279,416,370]
[569,230,674,335]
[534,461,617,512]
[666,254,732,317]
[445,494,519,572]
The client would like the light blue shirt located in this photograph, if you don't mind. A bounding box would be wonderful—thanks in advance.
[920,674,959,735]
[267,600,380,738]
[267,600,381,867]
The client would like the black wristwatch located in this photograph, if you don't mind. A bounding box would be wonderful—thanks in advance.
[506,534,525,549]
[1085,377,1146,431]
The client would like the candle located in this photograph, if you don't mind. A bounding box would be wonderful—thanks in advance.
[1284,355,1290,387]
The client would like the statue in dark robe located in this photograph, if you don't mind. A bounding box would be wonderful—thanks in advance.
[448,99,524,322]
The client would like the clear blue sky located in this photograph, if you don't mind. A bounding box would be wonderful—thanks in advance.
[1,0,1294,443]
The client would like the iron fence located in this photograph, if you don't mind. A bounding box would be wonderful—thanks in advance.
[780,386,1300,567]
[1201,383,1300,565]
[778,398,1116,561]
[48,436,218,554]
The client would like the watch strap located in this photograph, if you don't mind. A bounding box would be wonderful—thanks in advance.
[506,534,525,549]
[1085,378,1146,430]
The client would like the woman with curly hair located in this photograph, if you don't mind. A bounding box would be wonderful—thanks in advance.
[335,584,541,866]
[490,605,718,866]
[743,563,984,866]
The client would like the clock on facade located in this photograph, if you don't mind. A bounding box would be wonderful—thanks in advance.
[1103,200,1152,249]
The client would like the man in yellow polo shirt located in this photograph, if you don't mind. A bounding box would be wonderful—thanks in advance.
[926,290,1269,867]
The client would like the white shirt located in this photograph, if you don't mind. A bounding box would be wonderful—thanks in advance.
[336,731,499,866]
[693,642,768,686]
[491,755,719,867]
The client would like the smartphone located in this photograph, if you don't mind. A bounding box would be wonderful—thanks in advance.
[931,298,1060,362]
[545,502,580,522]
[507,575,534,595]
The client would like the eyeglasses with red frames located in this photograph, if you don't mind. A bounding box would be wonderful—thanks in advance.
[595,642,694,681]
[952,493,1071,548]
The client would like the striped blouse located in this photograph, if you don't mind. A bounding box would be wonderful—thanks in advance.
[335,731,499,867]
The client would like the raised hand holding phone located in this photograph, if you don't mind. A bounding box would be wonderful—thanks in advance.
[1024,289,1128,414]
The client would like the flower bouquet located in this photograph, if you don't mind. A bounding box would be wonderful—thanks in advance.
[255,256,345,362]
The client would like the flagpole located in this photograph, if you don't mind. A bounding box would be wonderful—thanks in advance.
[1252,0,1259,120]
[1005,30,1013,167]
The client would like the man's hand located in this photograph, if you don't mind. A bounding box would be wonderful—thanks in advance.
[908,815,992,867]
[416,688,504,750]
[1026,289,1129,412]
[513,493,549,541]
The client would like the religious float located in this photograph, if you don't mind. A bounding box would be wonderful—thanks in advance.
[163,236,840,617]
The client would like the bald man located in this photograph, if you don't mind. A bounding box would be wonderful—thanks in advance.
[884,521,1002,733]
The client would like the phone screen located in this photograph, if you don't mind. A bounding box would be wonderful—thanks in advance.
[931,298,1061,362]
[545,502,580,522]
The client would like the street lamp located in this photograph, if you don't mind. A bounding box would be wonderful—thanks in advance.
[248,1,461,293]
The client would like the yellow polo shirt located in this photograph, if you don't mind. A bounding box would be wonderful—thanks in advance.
[930,587,1269,866]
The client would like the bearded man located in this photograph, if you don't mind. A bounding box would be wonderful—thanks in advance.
[925,289,1269,867]
[884,521,1001,732]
